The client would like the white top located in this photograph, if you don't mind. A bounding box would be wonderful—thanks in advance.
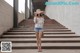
[34,17,44,28]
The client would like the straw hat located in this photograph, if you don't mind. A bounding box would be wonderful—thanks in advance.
[35,9,43,13]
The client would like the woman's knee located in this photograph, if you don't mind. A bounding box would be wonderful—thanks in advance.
[36,32,39,34]
[39,31,43,36]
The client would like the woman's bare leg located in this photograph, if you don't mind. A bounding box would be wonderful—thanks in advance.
[38,31,43,52]
[42,32,44,37]
[35,32,40,51]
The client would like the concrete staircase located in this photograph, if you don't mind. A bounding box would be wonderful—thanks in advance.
[0,18,80,50]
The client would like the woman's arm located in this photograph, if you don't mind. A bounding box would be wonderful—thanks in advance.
[34,12,37,23]
[34,17,37,23]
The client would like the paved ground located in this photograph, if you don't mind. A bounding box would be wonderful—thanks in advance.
[1,49,80,53]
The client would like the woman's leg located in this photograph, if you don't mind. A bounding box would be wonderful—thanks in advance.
[42,32,44,37]
[35,32,40,51]
[38,31,43,52]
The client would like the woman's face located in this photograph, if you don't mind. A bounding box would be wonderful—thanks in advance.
[36,13,44,17]
[35,9,44,17]
[36,14,40,17]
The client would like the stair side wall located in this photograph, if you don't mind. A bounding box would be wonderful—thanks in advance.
[45,0,80,35]
[0,0,13,36]
[0,0,25,37]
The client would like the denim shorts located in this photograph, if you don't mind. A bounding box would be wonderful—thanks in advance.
[34,28,43,32]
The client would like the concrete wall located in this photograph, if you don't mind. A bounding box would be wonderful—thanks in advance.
[0,0,13,36]
[45,0,80,35]
[0,0,25,36]
[18,12,25,23]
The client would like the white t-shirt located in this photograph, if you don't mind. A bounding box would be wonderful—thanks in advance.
[34,17,44,28]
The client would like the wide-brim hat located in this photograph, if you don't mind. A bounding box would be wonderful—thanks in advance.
[35,9,43,13]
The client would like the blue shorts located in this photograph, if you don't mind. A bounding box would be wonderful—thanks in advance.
[34,28,43,32]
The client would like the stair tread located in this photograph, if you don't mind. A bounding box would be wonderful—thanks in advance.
[2,34,80,38]
[9,30,71,32]
[12,28,68,29]
[3,34,77,36]
[11,43,80,46]
[11,29,70,30]
[1,38,80,41]
[0,43,80,47]
[9,29,71,32]
[5,32,75,33]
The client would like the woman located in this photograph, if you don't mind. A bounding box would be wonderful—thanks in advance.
[34,9,44,52]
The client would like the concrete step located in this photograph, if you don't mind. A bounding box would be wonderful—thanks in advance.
[1,38,80,43]
[4,32,75,35]
[11,28,69,31]
[43,27,66,29]
[11,29,69,30]
[4,49,80,53]
[8,30,71,32]
[12,28,68,30]
[0,43,80,49]
[2,34,80,38]
[2,34,78,36]
[9,29,71,32]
